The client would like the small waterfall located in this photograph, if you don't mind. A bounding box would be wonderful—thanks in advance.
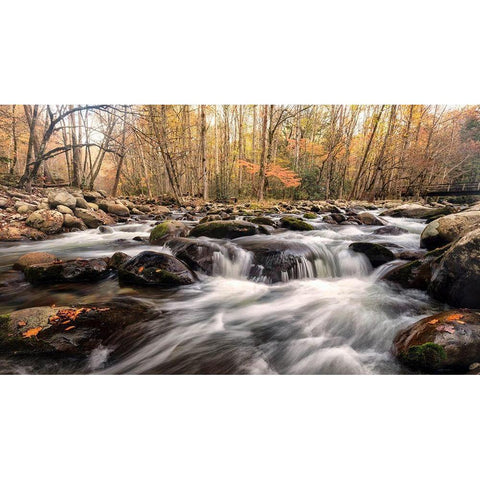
[212,244,253,279]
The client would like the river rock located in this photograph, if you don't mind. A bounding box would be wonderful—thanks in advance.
[16,202,37,214]
[349,242,395,267]
[374,225,408,235]
[280,216,314,231]
[118,251,196,286]
[0,224,46,241]
[24,258,110,284]
[107,203,130,217]
[250,216,277,227]
[13,252,58,271]
[75,197,90,209]
[74,208,115,228]
[428,228,480,308]
[166,237,222,274]
[420,210,480,250]
[63,213,87,230]
[48,189,77,209]
[83,190,103,202]
[356,212,386,226]
[149,220,189,245]
[189,220,269,239]
[0,197,9,208]
[107,252,131,270]
[382,203,454,219]
[0,300,155,357]
[56,205,73,215]
[26,209,64,234]
[393,310,480,372]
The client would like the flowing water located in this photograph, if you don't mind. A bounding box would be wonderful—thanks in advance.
[0,212,445,374]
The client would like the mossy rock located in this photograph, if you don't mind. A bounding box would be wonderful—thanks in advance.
[280,216,314,231]
[189,220,269,239]
[303,212,317,219]
[250,216,276,227]
[149,220,189,245]
[401,343,447,371]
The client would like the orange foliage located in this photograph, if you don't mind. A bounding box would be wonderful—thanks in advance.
[239,159,301,188]
[22,327,43,338]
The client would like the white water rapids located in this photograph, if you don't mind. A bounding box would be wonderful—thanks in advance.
[0,212,445,374]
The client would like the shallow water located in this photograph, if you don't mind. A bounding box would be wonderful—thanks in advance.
[0,212,445,374]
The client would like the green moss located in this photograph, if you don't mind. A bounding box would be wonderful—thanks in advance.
[0,314,10,323]
[303,212,317,219]
[280,216,314,231]
[149,222,170,243]
[251,216,276,227]
[403,342,447,371]
[189,220,264,239]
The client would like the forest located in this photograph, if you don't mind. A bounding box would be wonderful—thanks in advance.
[1,105,479,203]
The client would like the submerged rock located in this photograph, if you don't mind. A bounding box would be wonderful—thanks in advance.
[349,242,395,268]
[393,310,480,372]
[24,258,110,284]
[428,228,480,308]
[26,209,64,234]
[280,216,314,231]
[420,210,480,250]
[149,220,189,245]
[13,252,58,271]
[189,220,269,239]
[118,251,196,286]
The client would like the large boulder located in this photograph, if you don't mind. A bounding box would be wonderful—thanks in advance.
[149,220,189,245]
[356,212,386,226]
[13,252,58,271]
[428,228,480,308]
[118,251,196,286]
[74,208,115,228]
[0,300,155,358]
[420,211,480,250]
[47,189,77,209]
[393,310,480,372]
[280,216,314,231]
[24,258,110,284]
[26,209,64,234]
[189,220,269,239]
[382,203,455,219]
[165,237,221,274]
[349,242,395,268]
[63,213,87,230]
[107,203,130,217]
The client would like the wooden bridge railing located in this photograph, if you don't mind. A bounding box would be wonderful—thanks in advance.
[403,182,480,197]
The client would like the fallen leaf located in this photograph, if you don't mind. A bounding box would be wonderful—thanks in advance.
[446,313,464,322]
[428,319,439,325]
[457,320,466,325]
[138,266,145,273]
[22,327,42,338]
[436,325,455,334]
[17,321,26,327]
[64,326,75,331]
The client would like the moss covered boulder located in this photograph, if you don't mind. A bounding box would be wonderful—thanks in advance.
[149,220,189,245]
[349,242,395,268]
[250,216,277,227]
[280,216,314,231]
[393,310,480,372]
[189,220,269,239]
[303,212,317,220]
[24,258,110,284]
[118,251,196,286]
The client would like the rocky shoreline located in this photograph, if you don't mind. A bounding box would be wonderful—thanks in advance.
[1,184,480,374]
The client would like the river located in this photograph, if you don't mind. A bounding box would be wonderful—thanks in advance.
[0,212,445,374]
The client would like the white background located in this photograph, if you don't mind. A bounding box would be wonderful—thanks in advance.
[1,1,479,479]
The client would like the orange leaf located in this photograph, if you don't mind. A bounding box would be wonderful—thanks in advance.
[457,320,466,324]
[428,319,439,325]
[138,266,145,273]
[22,327,42,338]
[446,313,464,322]
[17,321,27,327]
[64,326,75,331]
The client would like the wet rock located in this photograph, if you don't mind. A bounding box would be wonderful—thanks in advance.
[47,189,77,210]
[189,220,269,239]
[322,215,338,225]
[420,211,480,250]
[149,220,189,245]
[118,251,196,286]
[349,242,395,268]
[374,225,408,235]
[74,208,115,229]
[250,216,277,227]
[428,228,480,308]
[303,212,317,220]
[393,310,480,372]
[63,213,87,230]
[107,252,131,270]
[199,214,222,224]
[0,300,155,357]
[280,216,314,231]
[235,237,314,283]
[26,209,64,234]
[356,212,386,226]
[166,237,222,274]
[13,252,58,271]
[24,258,110,284]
